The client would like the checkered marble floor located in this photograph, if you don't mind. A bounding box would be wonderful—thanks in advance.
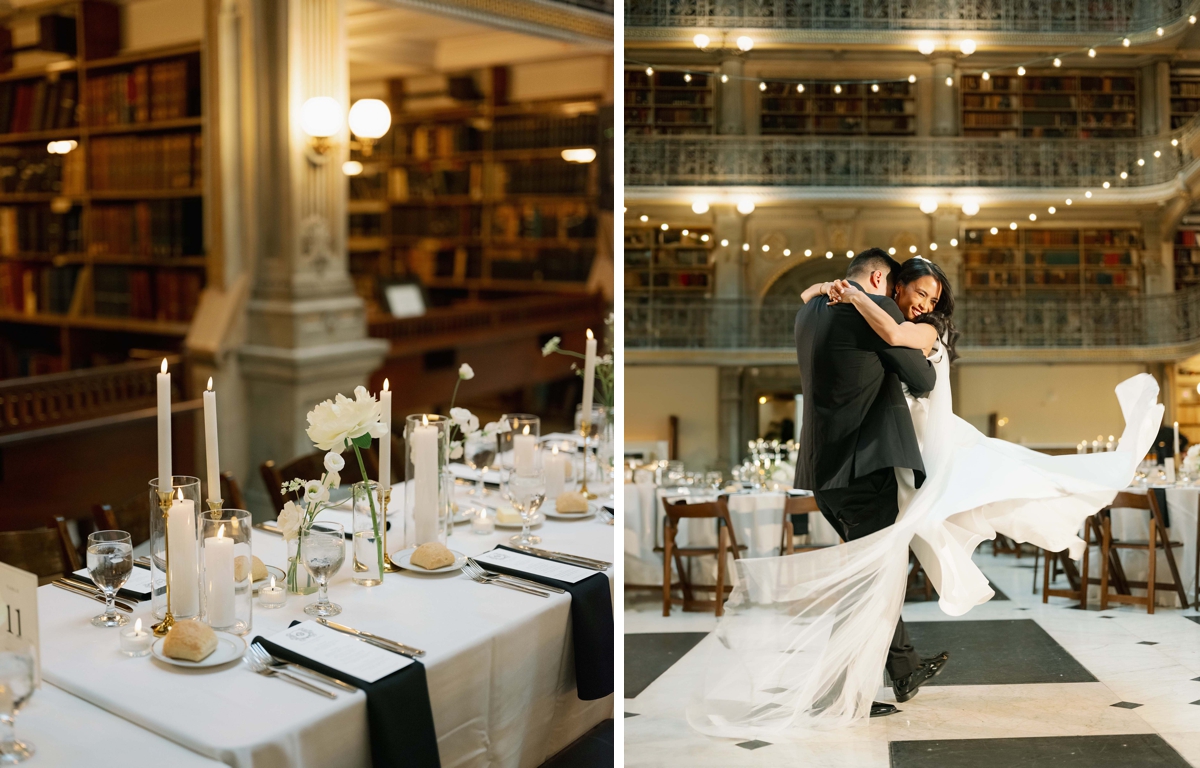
[624,550,1200,767]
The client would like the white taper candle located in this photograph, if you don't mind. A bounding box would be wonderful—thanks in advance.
[157,359,171,491]
[203,378,220,503]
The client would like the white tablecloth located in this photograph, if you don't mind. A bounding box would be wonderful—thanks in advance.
[39,485,614,768]
[623,482,840,586]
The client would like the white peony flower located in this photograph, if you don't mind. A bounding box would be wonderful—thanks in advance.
[325,470,341,490]
[450,407,479,435]
[324,451,345,473]
[306,386,382,452]
[369,421,389,439]
[304,480,329,505]
[449,444,463,460]
[542,336,561,356]
[459,363,474,380]
[278,501,303,540]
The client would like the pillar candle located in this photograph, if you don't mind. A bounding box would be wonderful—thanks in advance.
[580,329,597,424]
[157,359,172,492]
[379,380,392,490]
[513,426,536,476]
[167,493,199,616]
[1174,421,1181,459]
[203,378,220,503]
[545,447,567,499]
[413,416,438,544]
[203,524,235,628]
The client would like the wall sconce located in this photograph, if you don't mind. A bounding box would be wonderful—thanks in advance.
[347,98,391,157]
[47,139,77,154]
[560,148,596,163]
[342,161,364,176]
[300,96,343,164]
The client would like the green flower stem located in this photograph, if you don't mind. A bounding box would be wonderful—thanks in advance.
[449,378,462,410]
[352,442,384,580]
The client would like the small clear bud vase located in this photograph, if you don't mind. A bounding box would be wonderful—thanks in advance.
[285,537,317,595]
[405,414,452,547]
[199,509,252,635]
[148,476,202,621]
[352,480,386,586]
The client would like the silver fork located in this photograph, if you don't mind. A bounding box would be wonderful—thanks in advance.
[462,561,549,597]
[249,642,358,693]
[243,650,337,698]
[465,558,566,594]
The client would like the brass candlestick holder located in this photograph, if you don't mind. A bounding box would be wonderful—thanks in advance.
[380,487,401,572]
[152,489,175,637]
[206,498,223,518]
[579,421,597,500]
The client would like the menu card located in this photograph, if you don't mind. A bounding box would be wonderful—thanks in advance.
[267,621,412,683]
[0,563,38,685]
[68,564,153,599]
[473,548,594,584]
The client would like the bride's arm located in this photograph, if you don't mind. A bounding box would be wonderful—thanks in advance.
[800,282,834,304]
[829,280,938,356]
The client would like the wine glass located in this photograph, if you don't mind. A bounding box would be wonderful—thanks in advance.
[508,471,546,546]
[87,531,132,628]
[0,646,35,764]
[302,522,345,617]
[464,431,496,511]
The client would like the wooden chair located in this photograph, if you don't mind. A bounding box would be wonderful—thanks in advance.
[1098,491,1188,614]
[658,496,748,617]
[260,448,379,515]
[53,516,83,572]
[779,494,832,555]
[92,491,152,549]
[1040,514,1101,608]
[0,527,77,585]
[907,550,935,601]
[220,471,248,511]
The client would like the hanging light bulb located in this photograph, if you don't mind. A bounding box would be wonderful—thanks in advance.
[741,243,749,252]
[736,35,754,51]
[1053,58,1062,67]
[1123,37,1131,46]
[950,238,959,246]
[1029,213,1037,221]
[959,39,976,55]
[1009,222,1017,229]
[909,245,918,253]
[1065,198,1072,205]
[1048,206,1056,214]
[1017,66,1026,76]
[945,76,954,86]
[825,251,833,259]
[871,84,880,92]
[737,200,756,215]
[908,74,917,83]
[661,223,669,231]
[990,227,999,234]
[646,67,654,76]
[1137,158,1145,166]
[1191,15,1197,23]
[639,214,649,222]
[846,250,854,258]
[919,199,939,214]
[691,200,709,214]
[759,82,767,91]
[797,83,805,93]
[762,244,770,252]
[720,239,729,246]
[783,249,791,256]
[693,33,710,49]
[930,242,938,251]
[917,40,936,55]
[1173,138,1180,146]
[1088,48,1096,57]
[804,249,812,256]
[684,74,692,83]
[834,84,842,94]
[1155,150,1162,158]
[1157,26,1165,36]
[1085,190,1092,198]
[721,74,729,83]
[701,234,710,242]
[1102,181,1110,188]
[982,71,990,81]
[961,200,980,216]
[888,247,896,255]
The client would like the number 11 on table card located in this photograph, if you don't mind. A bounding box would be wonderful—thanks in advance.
[0,563,38,685]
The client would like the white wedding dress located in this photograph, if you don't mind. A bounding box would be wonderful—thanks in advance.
[686,340,1163,739]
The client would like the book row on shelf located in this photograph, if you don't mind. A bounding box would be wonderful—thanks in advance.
[963,250,1136,266]
[397,243,595,285]
[0,206,82,255]
[0,77,78,134]
[89,132,201,191]
[89,199,203,258]
[93,264,202,322]
[0,262,78,314]
[84,56,200,127]
[491,114,598,151]
[387,160,589,201]
[0,145,83,194]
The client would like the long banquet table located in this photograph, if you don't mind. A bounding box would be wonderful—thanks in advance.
[39,484,614,768]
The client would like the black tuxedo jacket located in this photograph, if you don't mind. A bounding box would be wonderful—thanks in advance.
[792,283,936,492]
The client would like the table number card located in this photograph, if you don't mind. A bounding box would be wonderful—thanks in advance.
[0,562,38,685]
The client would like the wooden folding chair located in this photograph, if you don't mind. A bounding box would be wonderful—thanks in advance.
[220,471,248,511]
[658,496,748,617]
[1099,491,1188,613]
[93,491,152,549]
[779,494,833,555]
[1041,514,1101,608]
[0,527,77,585]
[261,448,379,515]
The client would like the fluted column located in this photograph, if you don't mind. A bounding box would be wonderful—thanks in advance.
[930,55,958,137]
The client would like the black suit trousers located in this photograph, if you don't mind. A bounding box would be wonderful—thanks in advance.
[813,467,922,681]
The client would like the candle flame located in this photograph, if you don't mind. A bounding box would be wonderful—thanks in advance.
[217,524,225,540]
[134,618,142,633]
[160,358,168,374]
[207,377,213,391]
[422,414,429,426]
[383,378,389,391]
[176,488,184,501]
[269,575,276,590]
[586,328,594,340]
[1109,435,1115,441]
[552,446,559,455]
[523,425,530,435]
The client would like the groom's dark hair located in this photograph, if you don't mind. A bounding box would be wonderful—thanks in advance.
[846,248,900,286]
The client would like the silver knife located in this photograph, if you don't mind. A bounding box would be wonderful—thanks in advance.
[532,546,612,568]
[510,545,608,571]
[51,581,134,613]
[318,618,425,658]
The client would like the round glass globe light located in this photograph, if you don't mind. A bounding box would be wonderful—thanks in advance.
[300,96,343,138]
[348,99,391,140]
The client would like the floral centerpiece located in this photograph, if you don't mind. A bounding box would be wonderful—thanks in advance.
[1183,444,1200,478]
[278,453,343,593]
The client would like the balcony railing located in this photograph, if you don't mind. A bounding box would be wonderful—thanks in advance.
[627,119,1200,189]
[626,289,1200,353]
[626,0,1185,31]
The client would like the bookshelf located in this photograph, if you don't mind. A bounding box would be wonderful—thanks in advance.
[962,227,1142,294]
[345,66,603,312]
[624,68,714,135]
[1175,228,1200,289]
[760,80,915,136]
[0,1,204,379]
[1170,69,1200,130]
[961,70,1138,138]
[624,224,715,298]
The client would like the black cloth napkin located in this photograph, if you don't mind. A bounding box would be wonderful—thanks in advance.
[254,621,440,768]
[1152,487,1171,528]
[487,545,613,700]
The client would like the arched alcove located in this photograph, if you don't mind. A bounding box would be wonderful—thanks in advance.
[762,257,850,300]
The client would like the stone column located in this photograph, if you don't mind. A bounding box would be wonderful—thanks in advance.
[930,55,958,137]
[235,0,387,515]
[713,205,745,299]
[717,366,744,468]
[932,210,962,289]
[718,56,745,135]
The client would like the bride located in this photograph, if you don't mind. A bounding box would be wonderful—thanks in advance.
[686,256,1163,739]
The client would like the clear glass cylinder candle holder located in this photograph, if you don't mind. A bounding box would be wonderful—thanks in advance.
[574,404,607,437]
[199,509,252,635]
[405,414,451,547]
[148,476,202,622]
[499,414,540,492]
[352,480,387,586]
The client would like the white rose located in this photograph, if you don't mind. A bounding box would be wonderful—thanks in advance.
[306,386,382,452]
[459,363,475,380]
[304,480,329,505]
[542,336,560,356]
[450,444,463,460]
[278,501,304,540]
[324,451,345,472]
[450,407,479,435]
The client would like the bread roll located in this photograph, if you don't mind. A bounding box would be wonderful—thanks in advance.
[251,556,268,582]
[555,492,589,514]
[236,555,270,583]
[162,620,217,662]
[410,542,455,570]
[496,505,522,525]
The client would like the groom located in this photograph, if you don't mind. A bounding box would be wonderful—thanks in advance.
[793,248,949,717]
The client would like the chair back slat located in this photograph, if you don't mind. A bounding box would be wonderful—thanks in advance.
[261,448,379,516]
[1109,491,1150,510]
[91,491,151,549]
[783,495,819,515]
[220,471,248,511]
[0,528,69,584]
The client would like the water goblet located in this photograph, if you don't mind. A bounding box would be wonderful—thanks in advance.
[302,522,346,618]
[508,471,546,546]
[87,530,132,628]
[464,431,497,511]
[0,646,35,764]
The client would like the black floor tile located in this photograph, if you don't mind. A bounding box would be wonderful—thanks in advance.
[1186,616,1200,626]
[905,582,1008,603]
[625,632,708,698]
[736,740,771,750]
[539,719,613,768]
[906,620,1096,686]
[890,734,1189,768]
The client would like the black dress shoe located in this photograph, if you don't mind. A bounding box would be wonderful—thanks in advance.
[893,651,950,703]
[870,701,899,718]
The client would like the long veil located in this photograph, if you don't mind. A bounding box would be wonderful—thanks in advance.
[686,370,1164,739]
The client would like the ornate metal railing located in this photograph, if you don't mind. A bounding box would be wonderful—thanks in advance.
[626,0,1185,31]
[626,289,1200,351]
[627,124,1200,188]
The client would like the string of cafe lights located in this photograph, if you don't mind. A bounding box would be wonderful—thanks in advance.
[625,8,1200,260]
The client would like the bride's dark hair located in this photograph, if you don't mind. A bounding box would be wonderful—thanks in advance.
[893,257,960,363]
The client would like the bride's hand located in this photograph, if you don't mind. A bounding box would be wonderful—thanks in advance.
[827,279,859,305]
